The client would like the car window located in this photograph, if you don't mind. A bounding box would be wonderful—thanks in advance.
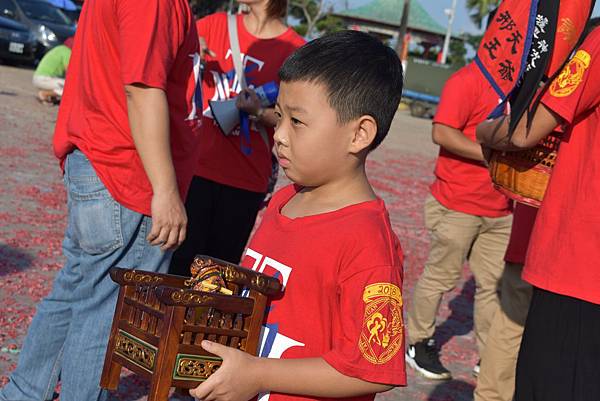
[0,0,18,19]
[18,0,71,24]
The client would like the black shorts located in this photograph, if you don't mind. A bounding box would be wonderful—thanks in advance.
[514,287,600,401]
[169,176,265,277]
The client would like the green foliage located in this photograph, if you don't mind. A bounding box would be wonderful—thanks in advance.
[293,24,308,36]
[465,0,499,28]
[448,38,467,67]
[290,0,343,37]
[315,14,345,34]
[289,0,321,22]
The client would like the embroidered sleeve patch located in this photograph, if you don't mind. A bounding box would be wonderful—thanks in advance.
[549,50,591,97]
[358,283,403,365]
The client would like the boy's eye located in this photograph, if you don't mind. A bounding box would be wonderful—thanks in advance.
[274,110,282,119]
[291,117,303,126]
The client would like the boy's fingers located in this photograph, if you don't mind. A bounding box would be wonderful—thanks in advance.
[201,340,229,358]
[190,382,212,400]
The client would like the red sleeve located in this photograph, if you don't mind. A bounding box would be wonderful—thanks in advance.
[323,265,406,386]
[433,68,476,130]
[116,0,187,89]
[542,31,600,124]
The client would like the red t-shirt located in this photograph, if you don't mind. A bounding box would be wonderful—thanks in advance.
[431,63,511,217]
[524,29,600,305]
[241,185,406,401]
[504,202,538,265]
[195,13,305,193]
[53,0,202,215]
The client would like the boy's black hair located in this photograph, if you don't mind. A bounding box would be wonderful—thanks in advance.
[279,30,404,150]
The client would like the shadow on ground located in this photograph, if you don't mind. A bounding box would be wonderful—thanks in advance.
[0,244,35,276]
[436,276,476,348]
[427,379,475,401]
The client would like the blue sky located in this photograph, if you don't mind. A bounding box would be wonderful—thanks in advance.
[342,0,600,35]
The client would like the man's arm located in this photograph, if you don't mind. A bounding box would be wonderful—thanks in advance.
[125,83,187,251]
[476,103,562,151]
[190,341,394,401]
[432,123,484,161]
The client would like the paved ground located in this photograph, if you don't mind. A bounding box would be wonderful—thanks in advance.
[0,63,478,401]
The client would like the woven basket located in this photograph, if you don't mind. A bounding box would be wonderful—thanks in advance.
[489,133,561,207]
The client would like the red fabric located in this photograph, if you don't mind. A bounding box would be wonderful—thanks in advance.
[195,13,305,193]
[431,63,511,218]
[504,203,538,264]
[476,0,534,97]
[53,0,202,215]
[241,185,406,401]
[524,28,600,305]
[548,1,594,76]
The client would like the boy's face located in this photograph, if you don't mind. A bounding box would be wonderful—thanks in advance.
[273,80,360,187]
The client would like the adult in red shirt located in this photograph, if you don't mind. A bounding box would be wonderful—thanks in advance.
[406,62,512,380]
[0,0,201,400]
[477,26,600,401]
[169,0,305,277]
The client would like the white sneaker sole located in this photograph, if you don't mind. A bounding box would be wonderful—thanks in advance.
[405,353,452,380]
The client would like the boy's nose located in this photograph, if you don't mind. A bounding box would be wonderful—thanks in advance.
[273,124,288,146]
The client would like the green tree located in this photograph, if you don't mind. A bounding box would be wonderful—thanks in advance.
[448,38,467,67]
[465,0,500,28]
[290,0,342,38]
[315,14,344,34]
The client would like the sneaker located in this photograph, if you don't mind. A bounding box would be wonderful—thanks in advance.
[406,338,452,380]
[473,359,481,377]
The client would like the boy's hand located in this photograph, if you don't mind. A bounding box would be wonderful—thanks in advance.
[190,340,262,401]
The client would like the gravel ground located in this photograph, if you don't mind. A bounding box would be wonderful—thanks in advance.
[0,63,478,401]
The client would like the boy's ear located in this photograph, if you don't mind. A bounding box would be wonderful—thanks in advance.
[349,115,377,154]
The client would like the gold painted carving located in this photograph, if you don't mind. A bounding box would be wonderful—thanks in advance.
[174,355,222,381]
[114,331,156,372]
[123,271,163,285]
[171,290,215,305]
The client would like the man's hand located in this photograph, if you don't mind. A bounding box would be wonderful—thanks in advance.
[147,188,187,251]
[190,341,262,401]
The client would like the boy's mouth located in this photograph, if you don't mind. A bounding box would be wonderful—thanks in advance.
[277,152,291,167]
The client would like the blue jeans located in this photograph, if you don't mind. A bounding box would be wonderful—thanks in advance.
[0,150,172,401]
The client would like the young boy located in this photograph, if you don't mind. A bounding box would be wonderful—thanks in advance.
[189,30,406,401]
[477,24,600,401]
